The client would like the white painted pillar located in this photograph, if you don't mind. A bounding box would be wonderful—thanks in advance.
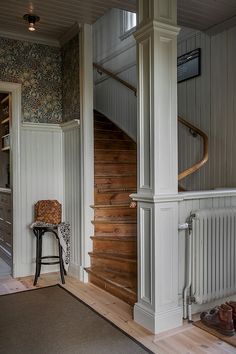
[131,0,182,333]
[79,24,94,282]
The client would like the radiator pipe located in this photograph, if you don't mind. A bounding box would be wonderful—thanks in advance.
[181,219,192,320]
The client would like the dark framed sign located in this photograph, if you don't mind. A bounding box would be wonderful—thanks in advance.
[177,48,201,83]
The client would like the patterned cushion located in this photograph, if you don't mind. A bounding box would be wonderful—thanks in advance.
[35,200,61,225]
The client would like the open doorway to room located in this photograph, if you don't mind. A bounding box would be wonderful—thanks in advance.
[0,92,12,278]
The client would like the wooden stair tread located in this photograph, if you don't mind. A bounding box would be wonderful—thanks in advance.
[95,161,136,165]
[92,220,136,224]
[85,268,136,293]
[95,187,136,192]
[91,235,136,241]
[89,252,137,262]
[91,204,130,209]
[87,111,137,305]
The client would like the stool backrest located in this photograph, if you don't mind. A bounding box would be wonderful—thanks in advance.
[35,200,61,225]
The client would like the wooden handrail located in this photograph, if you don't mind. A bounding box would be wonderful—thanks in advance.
[178,116,209,181]
[93,63,137,96]
[93,62,209,183]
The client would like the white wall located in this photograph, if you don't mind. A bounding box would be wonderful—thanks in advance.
[16,123,64,276]
[93,8,137,140]
[178,26,236,191]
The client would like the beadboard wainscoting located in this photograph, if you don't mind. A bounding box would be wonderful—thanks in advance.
[15,123,64,277]
[178,25,236,191]
[178,190,236,313]
[61,120,81,278]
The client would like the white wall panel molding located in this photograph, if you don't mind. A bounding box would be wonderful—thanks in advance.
[133,0,182,334]
[61,120,81,279]
[80,24,94,282]
[21,122,61,132]
[60,119,80,131]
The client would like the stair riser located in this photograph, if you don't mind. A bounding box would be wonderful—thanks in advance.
[95,176,136,190]
[95,140,136,150]
[95,163,136,176]
[92,239,137,256]
[88,274,136,305]
[94,208,136,221]
[90,256,137,274]
[95,191,133,205]
[95,150,136,163]
[94,223,136,236]
[95,130,132,141]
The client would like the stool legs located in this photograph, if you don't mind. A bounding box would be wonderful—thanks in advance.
[33,227,67,285]
[58,239,65,284]
[34,231,41,286]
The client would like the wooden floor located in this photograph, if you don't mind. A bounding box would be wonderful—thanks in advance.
[0,272,235,354]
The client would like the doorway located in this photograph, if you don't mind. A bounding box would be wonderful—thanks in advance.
[0,91,12,277]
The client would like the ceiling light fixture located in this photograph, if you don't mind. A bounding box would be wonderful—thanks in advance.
[23,14,40,32]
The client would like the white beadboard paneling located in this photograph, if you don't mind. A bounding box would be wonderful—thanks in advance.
[61,120,81,278]
[16,123,63,277]
[178,25,236,191]
[93,8,137,140]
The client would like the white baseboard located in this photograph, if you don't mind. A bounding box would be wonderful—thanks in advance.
[13,262,59,278]
[134,303,183,334]
[68,263,81,280]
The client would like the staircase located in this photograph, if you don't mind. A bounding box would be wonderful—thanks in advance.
[85,111,137,305]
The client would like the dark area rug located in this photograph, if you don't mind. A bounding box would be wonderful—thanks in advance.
[193,320,236,347]
[0,285,153,354]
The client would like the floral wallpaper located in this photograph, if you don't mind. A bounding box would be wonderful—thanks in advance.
[0,37,62,123]
[62,34,80,122]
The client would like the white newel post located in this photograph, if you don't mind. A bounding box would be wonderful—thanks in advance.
[131,0,182,333]
[79,24,94,282]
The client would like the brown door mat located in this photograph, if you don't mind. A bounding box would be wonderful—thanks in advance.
[193,320,236,348]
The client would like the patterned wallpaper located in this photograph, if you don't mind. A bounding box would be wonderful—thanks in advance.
[0,37,62,123]
[62,34,80,122]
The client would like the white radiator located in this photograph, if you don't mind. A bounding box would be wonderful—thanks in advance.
[183,208,236,320]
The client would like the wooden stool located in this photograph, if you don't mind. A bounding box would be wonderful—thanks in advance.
[32,226,66,286]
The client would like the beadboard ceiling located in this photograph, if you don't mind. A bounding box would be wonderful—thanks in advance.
[0,0,236,46]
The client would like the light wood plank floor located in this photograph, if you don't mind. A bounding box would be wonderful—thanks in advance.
[0,272,235,354]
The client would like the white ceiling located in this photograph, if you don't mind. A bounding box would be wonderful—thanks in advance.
[0,0,236,46]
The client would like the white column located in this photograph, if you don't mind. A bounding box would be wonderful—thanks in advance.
[132,0,182,333]
[79,24,94,282]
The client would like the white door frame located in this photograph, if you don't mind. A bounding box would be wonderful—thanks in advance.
[0,81,21,278]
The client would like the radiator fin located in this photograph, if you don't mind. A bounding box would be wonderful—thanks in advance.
[191,208,236,304]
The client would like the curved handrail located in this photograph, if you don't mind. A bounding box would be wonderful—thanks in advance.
[178,116,209,181]
[93,62,209,183]
[93,63,137,96]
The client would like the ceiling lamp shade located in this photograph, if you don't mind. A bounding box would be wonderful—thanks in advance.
[23,14,40,32]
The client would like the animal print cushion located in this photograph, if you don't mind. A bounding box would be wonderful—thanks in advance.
[35,200,61,225]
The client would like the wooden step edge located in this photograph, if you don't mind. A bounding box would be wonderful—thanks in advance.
[95,174,136,178]
[95,149,137,153]
[92,220,136,225]
[90,236,136,242]
[95,188,136,193]
[88,252,137,262]
[90,204,131,209]
[95,137,135,142]
[85,267,136,294]
[95,161,137,165]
